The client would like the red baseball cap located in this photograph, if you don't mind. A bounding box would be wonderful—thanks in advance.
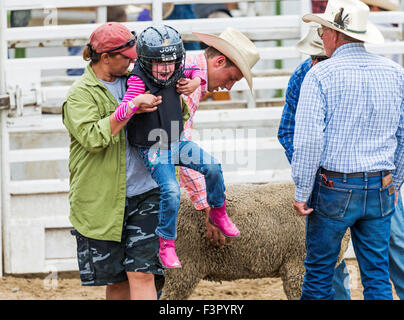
[89,22,137,59]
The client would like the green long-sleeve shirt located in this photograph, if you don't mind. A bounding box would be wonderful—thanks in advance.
[63,65,126,241]
[62,64,191,242]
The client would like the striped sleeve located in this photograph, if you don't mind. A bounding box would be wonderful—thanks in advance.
[114,75,146,122]
[183,64,206,85]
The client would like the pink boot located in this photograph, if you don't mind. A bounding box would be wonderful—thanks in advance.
[159,238,182,268]
[209,201,240,238]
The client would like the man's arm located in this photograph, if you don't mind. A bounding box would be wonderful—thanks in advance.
[62,88,120,153]
[278,71,303,163]
[292,71,325,204]
[393,96,404,195]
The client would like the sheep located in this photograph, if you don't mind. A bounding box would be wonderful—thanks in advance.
[158,182,350,300]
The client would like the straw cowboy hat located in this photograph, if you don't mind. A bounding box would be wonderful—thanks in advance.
[193,28,260,92]
[303,0,384,44]
[361,0,400,11]
[297,27,326,56]
[140,3,175,19]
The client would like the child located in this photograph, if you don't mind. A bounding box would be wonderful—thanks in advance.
[118,25,240,268]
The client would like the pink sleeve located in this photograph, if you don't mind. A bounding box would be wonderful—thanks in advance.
[114,75,146,122]
[183,64,206,85]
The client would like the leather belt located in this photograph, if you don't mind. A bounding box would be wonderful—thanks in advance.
[320,168,390,179]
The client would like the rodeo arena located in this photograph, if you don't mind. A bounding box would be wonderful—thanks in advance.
[0,0,403,305]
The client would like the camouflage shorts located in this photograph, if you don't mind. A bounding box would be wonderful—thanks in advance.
[71,188,164,286]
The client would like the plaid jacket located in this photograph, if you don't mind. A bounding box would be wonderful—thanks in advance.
[179,53,210,210]
[278,58,312,163]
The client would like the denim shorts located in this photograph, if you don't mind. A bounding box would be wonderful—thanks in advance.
[71,188,164,286]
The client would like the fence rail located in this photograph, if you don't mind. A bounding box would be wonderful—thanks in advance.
[3,0,272,10]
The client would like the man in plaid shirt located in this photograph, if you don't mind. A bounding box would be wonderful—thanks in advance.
[294,0,403,300]
[278,28,352,300]
[179,28,259,245]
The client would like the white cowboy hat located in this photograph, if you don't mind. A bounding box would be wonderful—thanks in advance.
[303,0,384,45]
[360,0,399,11]
[193,28,260,92]
[297,27,326,56]
[139,3,175,19]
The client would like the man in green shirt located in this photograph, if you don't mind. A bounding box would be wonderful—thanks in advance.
[63,22,163,300]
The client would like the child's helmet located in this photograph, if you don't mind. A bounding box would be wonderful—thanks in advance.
[136,24,185,87]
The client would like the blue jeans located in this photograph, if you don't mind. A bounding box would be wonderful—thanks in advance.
[332,259,351,300]
[301,172,395,300]
[138,140,225,240]
[332,192,404,300]
[389,192,404,299]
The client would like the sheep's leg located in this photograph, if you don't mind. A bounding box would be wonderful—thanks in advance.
[160,267,203,300]
[279,259,305,300]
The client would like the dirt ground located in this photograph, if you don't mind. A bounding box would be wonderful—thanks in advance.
[0,259,398,300]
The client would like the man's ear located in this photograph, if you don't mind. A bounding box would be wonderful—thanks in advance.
[101,53,110,64]
[332,29,340,42]
[214,55,227,68]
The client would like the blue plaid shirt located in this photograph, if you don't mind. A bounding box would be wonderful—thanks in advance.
[292,43,404,202]
[278,58,312,163]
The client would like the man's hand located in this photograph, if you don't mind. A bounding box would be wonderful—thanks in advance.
[395,190,399,206]
[293,200,313,216]
[203,207,232,247]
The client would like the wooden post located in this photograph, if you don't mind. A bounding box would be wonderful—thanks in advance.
[300,0,312,37]
[152,0,163,24]
[300,0,312,62]
[0,0,9,277]
[0,109,7,277]
[96,6,107,23]
[401,0,404,67]
[0,109,3,277]
[275,0,283,98]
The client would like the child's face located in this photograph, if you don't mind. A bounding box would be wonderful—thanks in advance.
[152,60,176,81]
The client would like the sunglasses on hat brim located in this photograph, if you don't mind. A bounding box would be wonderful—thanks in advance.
[99,31,137,54]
